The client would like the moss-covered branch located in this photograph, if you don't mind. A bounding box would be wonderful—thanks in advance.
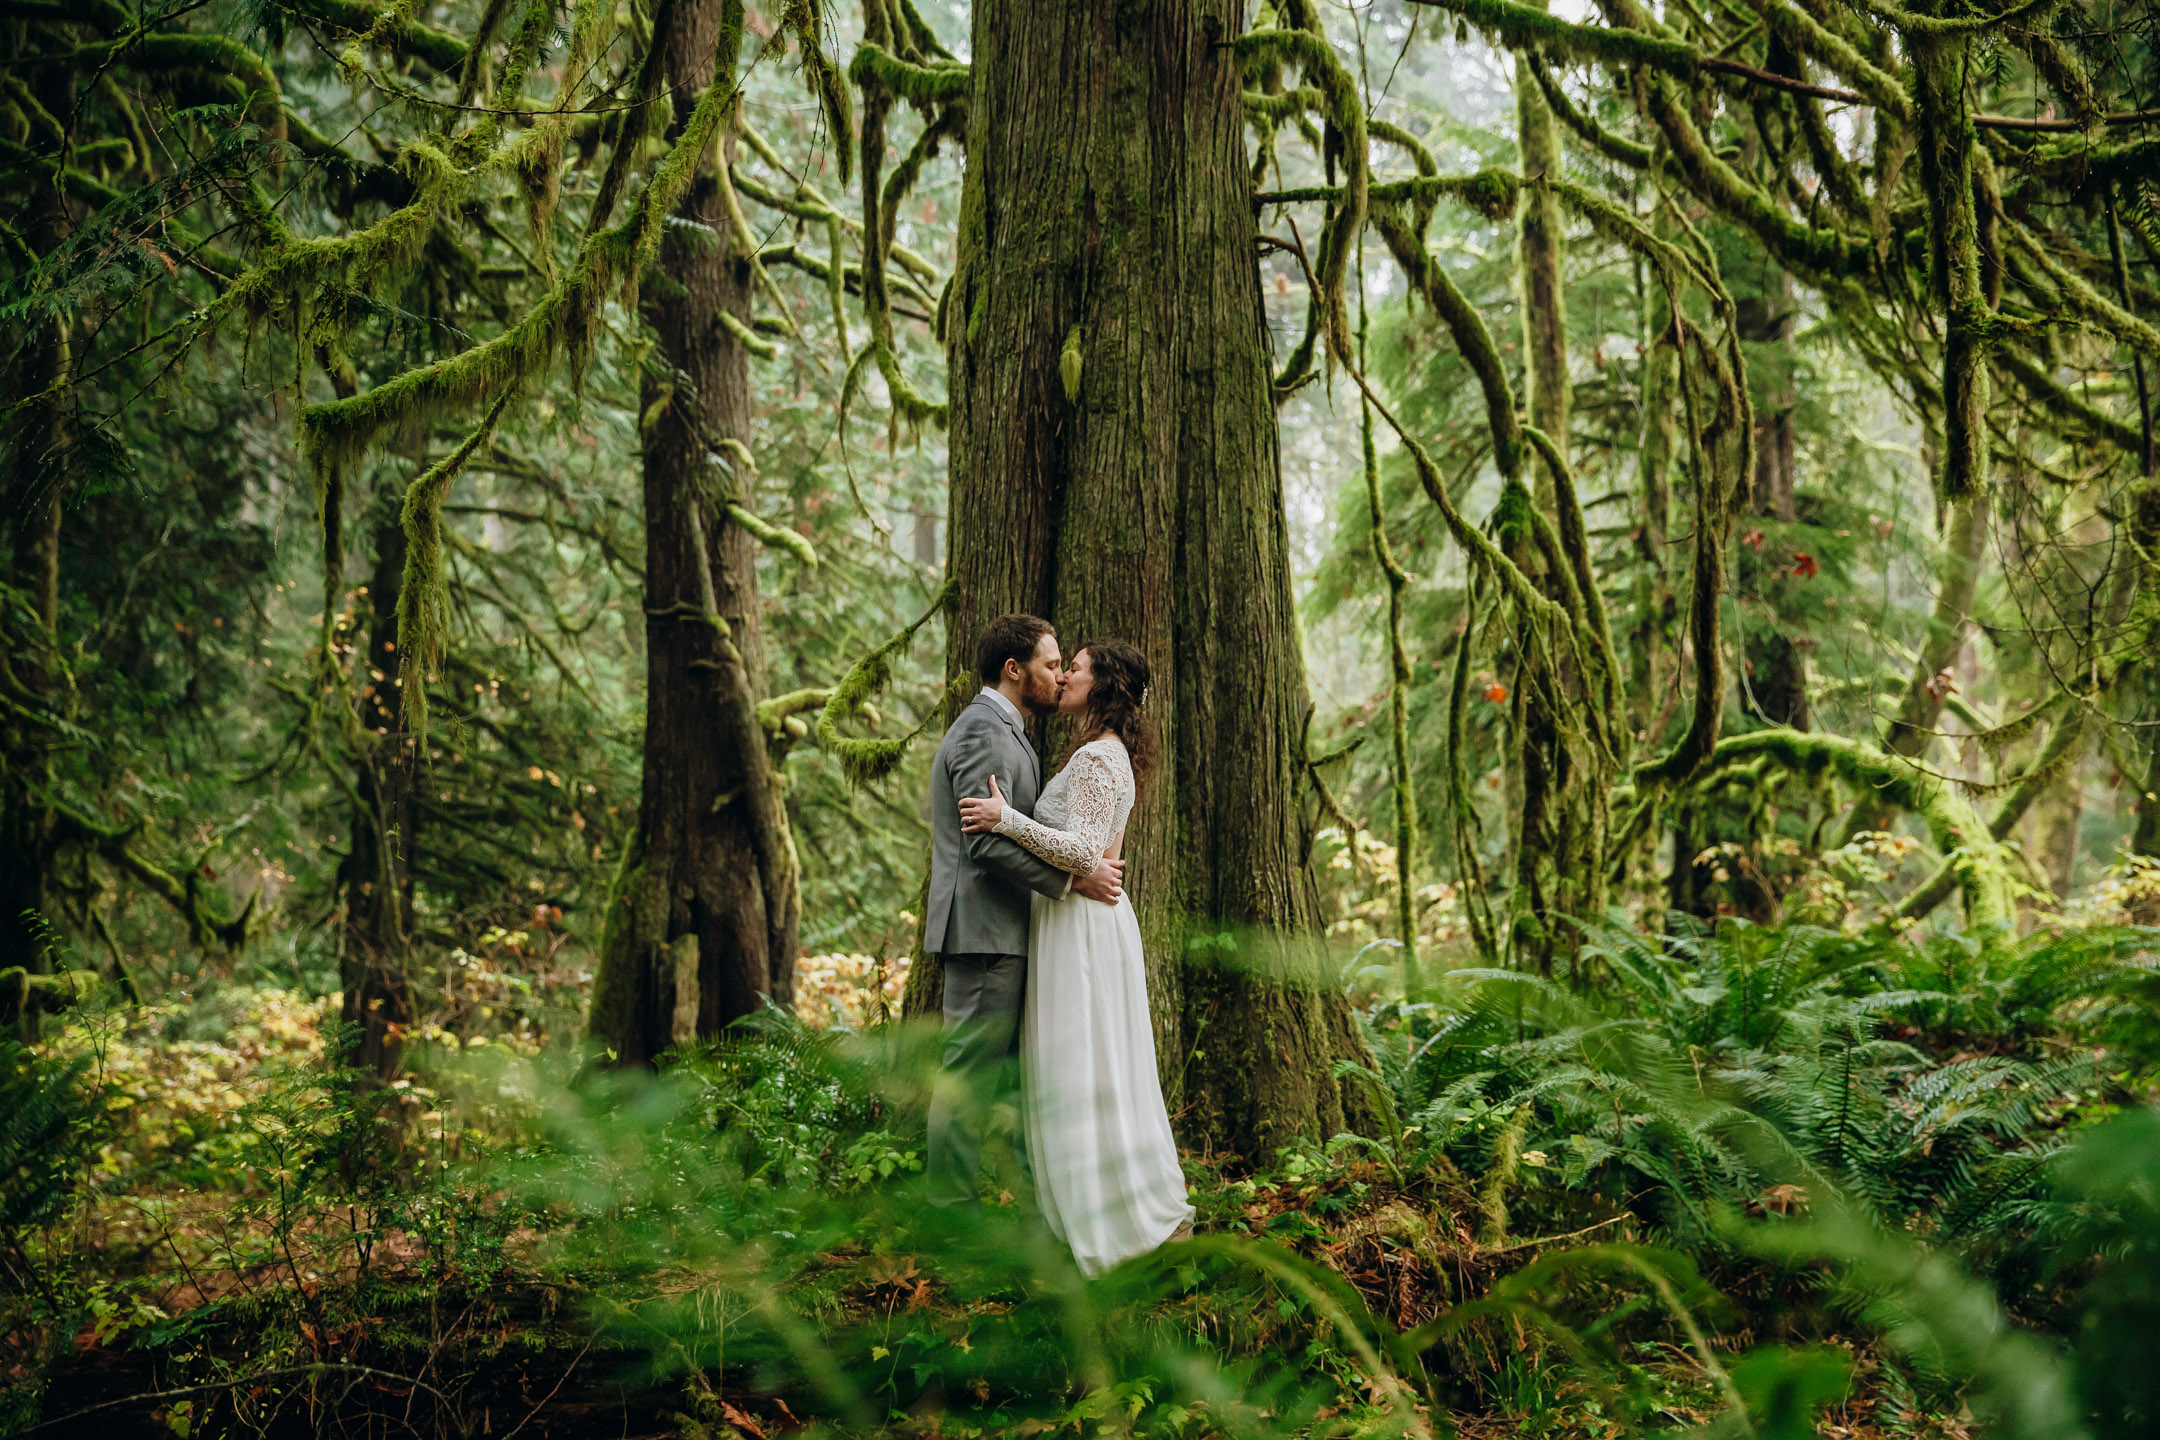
[284,0,468,72]
[724,503,817,567]
[302,41,739,472]
[1894,706,2092,921]
[1237,26,1366,367]
[1404,0,1703,77]
[847,41,968,104]
[815,582,953,787]
[1707,730,2016,927]
[1370,202,1524,478]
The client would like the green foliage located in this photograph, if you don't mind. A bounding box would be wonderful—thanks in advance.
[1365,922,2154,1260]
[0,1041,102,1240]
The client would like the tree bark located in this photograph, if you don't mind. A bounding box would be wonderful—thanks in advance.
[339,506,416,1080]
[1738,277,1807,730]
[932,0,1375,1161]
[1839,494,1985,841]
[1506,41,1604,975]
[0,314,68,997]
[588,0,799,1068]
[2030,766,2082,902]
[1514,45,1569,480]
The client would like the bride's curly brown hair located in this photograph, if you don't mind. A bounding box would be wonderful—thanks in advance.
[1070,639,1157,787]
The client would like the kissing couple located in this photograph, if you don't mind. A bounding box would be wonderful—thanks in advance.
[921,613,1195,1275]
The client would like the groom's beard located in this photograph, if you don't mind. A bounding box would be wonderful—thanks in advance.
[1021,670,1062,715]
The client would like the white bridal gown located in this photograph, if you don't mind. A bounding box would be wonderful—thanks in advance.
[992,736,1195,1276]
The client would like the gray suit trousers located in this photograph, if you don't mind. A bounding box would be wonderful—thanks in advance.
[925,952,1029,1208]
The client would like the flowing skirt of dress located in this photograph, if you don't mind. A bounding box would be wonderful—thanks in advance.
[1021,889,1194,1277]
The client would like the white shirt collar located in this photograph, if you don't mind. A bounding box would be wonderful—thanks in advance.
[979,685,1024,725]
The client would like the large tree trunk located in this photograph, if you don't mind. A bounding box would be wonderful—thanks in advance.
[931,0,1374,1161]
[339,507,416,1080]
[1737,277,1808,732]
[588,0,798,1067]
[0,316,68,999]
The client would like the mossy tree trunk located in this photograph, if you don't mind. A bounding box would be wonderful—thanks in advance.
[1505,43,1602,974]
[1739,278,1808,731]
[929,0,1375,1161]
[1839,494,1986,840]
[1910,26,1988,503]
[1,339,64,984]
[339,506,417,1080]
[0,169,70,991]
[588,0,798,1068]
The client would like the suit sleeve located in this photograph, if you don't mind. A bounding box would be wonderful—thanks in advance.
[947,722,1074,900]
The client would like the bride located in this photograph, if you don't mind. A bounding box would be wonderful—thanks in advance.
[957,639,1194,1275]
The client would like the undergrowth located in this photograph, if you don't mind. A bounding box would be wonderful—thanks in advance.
[2,920,2156,1439]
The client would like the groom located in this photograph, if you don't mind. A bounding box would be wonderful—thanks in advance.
[923,613,1123,1208]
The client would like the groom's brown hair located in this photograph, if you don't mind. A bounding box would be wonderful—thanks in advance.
[976,613,1054,683]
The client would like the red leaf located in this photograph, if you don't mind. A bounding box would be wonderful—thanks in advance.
[1791,552,1819,578]
[1482,682,1509,704]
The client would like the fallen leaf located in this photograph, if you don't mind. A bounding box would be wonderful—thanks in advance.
[721,1400,768,1439]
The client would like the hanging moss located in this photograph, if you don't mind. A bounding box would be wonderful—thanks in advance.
[394,392,513,745]
[302,43,738,477]
[1369,204,1524,479]
[1235,26,1365,365]
[780,0,855,183]
[814,581,953,788]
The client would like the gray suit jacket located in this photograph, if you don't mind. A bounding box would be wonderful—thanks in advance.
[924,692,1072,956]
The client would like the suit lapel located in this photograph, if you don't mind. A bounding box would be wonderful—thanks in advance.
[975,692,1039,791]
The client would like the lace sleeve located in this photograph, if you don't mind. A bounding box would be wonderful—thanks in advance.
[994,744,1125,876]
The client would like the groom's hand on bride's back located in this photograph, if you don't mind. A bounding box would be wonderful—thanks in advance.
[1072,856,1123,905]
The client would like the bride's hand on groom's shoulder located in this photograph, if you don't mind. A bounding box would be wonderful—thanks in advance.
[958,773,1009,832]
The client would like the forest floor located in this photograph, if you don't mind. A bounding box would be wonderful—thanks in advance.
[25,1150,1945,1440]
[19,923,2145,1440]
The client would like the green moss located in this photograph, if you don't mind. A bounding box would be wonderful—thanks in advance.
[813,582,953,787]
[293,0,467,71]
[1059,324,1083,403]
[1369,204,1523,478]
[847,42,968,105]
[393,392,513,747]
[301,46,735,477]
[718,310,780,358]
[782,0,855,183]
[1706,730,2017,928]
[1234,27,1364,364]
[1408,0,1702,77]
[724,503,817,567]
